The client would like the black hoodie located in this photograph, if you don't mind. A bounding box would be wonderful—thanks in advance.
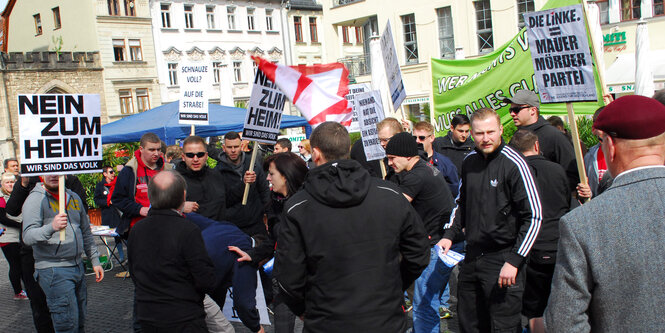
[433,131,475,177]
[275,159,429,332]
[175,161,227,221]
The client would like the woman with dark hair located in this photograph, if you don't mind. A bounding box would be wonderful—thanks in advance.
[229,152,308,333]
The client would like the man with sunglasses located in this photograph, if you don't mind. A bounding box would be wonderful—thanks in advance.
[504,90,578,192]
[175,135,227,221]
[413,121,459,197]
[545,95,665,332]
[94,165,125,262]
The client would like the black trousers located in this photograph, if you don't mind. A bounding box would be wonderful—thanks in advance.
[457,251,525,333]
[140,317,208,333]
[2,242,24,294]
[20,248,55,333]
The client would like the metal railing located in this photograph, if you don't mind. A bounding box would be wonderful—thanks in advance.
[338,54,370,81]
[332,0,364,8]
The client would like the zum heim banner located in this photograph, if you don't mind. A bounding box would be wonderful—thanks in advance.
[430,0,604,136]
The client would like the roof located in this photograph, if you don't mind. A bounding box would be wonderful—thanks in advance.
[289,0,322,11]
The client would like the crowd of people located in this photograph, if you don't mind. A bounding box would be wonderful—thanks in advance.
[1,88,665,333]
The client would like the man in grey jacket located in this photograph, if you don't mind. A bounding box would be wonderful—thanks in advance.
[545,95,665,332]
[23,174,103,333]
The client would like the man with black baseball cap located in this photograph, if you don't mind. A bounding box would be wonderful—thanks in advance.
[385,132,457,332]
[545,95,665,332]
[504,90,579,192]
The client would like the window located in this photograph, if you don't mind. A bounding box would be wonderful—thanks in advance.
[213,62,221,83]
[34,14,42,35]
[309,17,318,42]
[342,26,350,43]
[52,7,61,30]
[266,9,274,30]
[136,89,150,112]
[168,63,178,86]
[184,5,194,29]
[401,14,418,64]
[113,39,125,61]
[621,0,640,21]
[656,0,664,16]
[227,7,236,30]
[108,0,120,15]
[129,39,142,61]
[437,7,455,59]
[355,26,363,44]
[119,89,133,114]
[594,0,610,24]
[294,16,303,42]
[124,0,135,16]
[475,0,494,53]
[233,61,242,82]
[247,8,255,30]
[517,0,534,29]
[206,6,215,29]
[161,3,171,28]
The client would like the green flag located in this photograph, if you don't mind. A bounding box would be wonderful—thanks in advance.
[431,0,604,135]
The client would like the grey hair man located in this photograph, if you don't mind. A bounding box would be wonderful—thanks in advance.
[129,170,217,332]
[545,95,665,332]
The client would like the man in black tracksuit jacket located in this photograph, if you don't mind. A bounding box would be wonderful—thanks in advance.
[510,129,570,333]
[275,122,429,333]
[438,109,542,332]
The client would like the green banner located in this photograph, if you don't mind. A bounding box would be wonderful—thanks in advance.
[431,0,604,135]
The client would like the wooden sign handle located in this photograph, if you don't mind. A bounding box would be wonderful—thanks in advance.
[59,175,66,241]
[242,143,259,205]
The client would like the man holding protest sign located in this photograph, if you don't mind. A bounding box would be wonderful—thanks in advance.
[22,174,104,332]
[437,108,542,333]
[505,90,579,191]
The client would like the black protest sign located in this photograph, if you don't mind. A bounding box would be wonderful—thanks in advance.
[525,5,597,103]
[243,70,286,144]
[18,94,102,175]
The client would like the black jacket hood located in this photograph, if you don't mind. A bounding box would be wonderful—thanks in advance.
[520,116,549,132]
[304,159,370,208]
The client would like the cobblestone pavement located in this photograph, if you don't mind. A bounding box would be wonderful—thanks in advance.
[0,238,460,332]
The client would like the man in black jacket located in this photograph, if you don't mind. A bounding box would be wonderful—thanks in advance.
[510,129,570,333]
[275,121,429,332]
[505,89,579,191]
[433,114,474,176]
[175,136,228,221]
[213,131,269,239]
[128,170,217,332]
[385,132,457,332]
[438,108,542,333]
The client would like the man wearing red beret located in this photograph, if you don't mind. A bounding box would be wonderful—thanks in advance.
[545,95,665,332]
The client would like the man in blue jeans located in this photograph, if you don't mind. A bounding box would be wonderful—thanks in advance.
[23,174,104,332]
[386,132,456,333]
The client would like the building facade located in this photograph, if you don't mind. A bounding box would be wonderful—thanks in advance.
[3,0,162,122]
[285,0,325,66]
[594,0,665,96]
[149,0,285,106]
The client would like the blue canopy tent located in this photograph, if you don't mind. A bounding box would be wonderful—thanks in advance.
[102,101,311,144]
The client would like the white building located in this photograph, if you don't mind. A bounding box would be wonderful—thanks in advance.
[284,0,325,65]
[149,0,286,106]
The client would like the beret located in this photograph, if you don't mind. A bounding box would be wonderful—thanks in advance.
[594,95,665,139]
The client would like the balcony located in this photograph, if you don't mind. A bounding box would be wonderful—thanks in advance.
[338,54,370,81]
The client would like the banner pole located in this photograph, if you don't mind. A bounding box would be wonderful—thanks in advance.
[582,0,610,101]
[566,102,588,195]
[242,143,259,205]
[379,159,387,180]
[59,175,66,241]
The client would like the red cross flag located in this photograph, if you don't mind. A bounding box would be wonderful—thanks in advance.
[252,56,350,127]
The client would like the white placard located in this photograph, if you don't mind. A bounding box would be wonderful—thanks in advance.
[17,94,102,175]
[356,90,386,161]
[179,61,212,124]
[435,245,465,268]
[222,271,271,325]
[524,5,597,103]
[345,83,370,133]
[380,21,406,111]
[242,70,286,144]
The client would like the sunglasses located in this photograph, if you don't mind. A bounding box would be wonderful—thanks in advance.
[509,106,529,114]
[298,146,304,148]
[413,135,430,141]
[184,152,206,158]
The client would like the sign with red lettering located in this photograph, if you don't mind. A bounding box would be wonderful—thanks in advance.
[524,5,597,103]
[17,94,102,175]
